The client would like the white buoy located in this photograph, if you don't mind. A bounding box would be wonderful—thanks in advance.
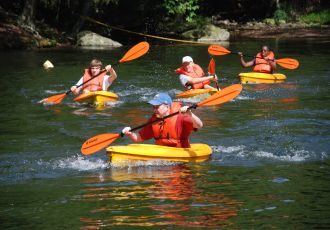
[43,60,54,69]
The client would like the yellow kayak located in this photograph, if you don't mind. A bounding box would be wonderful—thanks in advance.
[106,143,212,166]
[239,72,286,84]
[73,91,118,105]
[175,88,217,99]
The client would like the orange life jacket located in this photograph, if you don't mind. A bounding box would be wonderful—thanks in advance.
[82,69,107,91]
[175,64,210,89]
[151,102,190,148]
[253,51,275,73]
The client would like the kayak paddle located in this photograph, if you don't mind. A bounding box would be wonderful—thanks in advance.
[40,41,150,104]
[208,44,299,70]
[208,57,220,90]
[81,84,242,155]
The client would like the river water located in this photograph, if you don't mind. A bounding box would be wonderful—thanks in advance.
[1,38,329,229]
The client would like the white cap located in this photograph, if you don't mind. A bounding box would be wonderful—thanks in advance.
[182,56,193,63]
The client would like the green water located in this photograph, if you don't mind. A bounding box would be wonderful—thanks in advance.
[0,38,329,229]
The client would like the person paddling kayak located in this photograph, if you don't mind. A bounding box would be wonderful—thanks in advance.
[70,59,117,95]
[122,93,203,148]
[175,56,218,90]
[238,45,277,73]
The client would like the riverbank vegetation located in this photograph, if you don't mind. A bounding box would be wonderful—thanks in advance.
[0,0,329,49]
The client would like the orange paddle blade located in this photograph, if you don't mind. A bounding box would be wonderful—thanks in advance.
[208,58,216,75]
[275,58,299,70]
[81,133,121,155]
[40,92,67,105]
[119,41,150,63]
[198,84,242,106]
[208,45,231,56]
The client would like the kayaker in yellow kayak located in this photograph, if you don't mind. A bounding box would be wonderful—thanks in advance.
[175,56,218,89]
[70,59,117,95]
[238,45,277,73]
[122,92,203,148]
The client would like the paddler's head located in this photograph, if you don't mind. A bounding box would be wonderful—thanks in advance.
[261,46,270,57]
[148,93,172,118]
[89,59,103,76]
[182,56,194,72]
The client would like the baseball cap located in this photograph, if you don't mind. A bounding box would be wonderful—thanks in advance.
[182,56,193,63]
[148,93,172,106]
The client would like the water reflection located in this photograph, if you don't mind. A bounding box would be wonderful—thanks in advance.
[79,164,239,228]
[244,83,299,92]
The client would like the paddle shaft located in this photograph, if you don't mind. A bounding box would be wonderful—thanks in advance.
[219,50,274,63]
[242,54,278,63]
[207,74,220,91]
[121,104,198,136]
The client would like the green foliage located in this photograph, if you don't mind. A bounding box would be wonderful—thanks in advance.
[298,10,330,25]
[164,0,200,23]
[273,9,288,23]
[194,16,211,31]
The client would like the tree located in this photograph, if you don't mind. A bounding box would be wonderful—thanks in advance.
[19,0,37,32]
[164,0,200,23]
[71,0,93,36]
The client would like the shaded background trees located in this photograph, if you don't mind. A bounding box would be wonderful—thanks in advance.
[0,0,329,48]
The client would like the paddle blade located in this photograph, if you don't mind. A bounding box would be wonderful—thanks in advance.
[119,41,150,63]
[208,58,216,75]
[275,58,299,70]
[81,133,121,155]
[198,84,242,106]
[40,93,67,105]
[208,45,231,56]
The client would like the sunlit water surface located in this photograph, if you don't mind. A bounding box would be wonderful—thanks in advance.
[0,39,329,229]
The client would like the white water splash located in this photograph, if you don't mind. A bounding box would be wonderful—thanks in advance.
[253,150,310,162]
[211,145,320,162]
[118,87,157,98]
[52,155,109,171]
[212,145,246,153]
[44,89,64,94]
[237,95,252,100]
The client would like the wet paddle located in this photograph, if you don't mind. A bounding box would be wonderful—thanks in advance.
[81,84,243,155]
[40,41,150,104]
[208,58,220,90]
[208,44,299,70]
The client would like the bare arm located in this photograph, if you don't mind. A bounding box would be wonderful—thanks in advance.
[186,75,218,84]
[105,65,117,83]
[70,77,83,95]
[122,127,143,143]
[238,52,255,68]
[180,106,203,129]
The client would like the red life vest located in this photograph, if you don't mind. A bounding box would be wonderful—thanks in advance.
[175,64,210,89]
[82,69,107,91]
[253,51,275,73]
[151,102,190,148]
